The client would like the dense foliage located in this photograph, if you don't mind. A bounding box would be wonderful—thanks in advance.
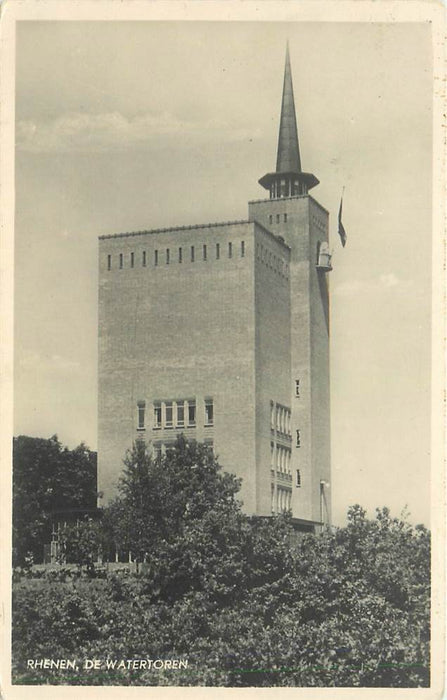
[12,439,430,687]
[13,435,97,565]
[104,437,242,562]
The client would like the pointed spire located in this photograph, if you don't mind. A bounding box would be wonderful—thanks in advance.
[258,43,319,197]
[276,42,301,173]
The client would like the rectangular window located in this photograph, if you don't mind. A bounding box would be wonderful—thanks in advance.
[296,429,301,448]
[165,402,173,428]
[154,250,158,266]
[176,402,184,427]
[130,252,134,268]
[216,243,220,259]
[296,469,301,487]
[178,247,182,263]
[203,244,207,261]
[284,213,288,223]
[191,246,195,262]
[188,400,196,427]
[142,250,146,267]
[241,240,245,257]
[270,402,275,430]
[137,401,145,430]
[204,398,213,426]
[276,214,280,223]
[269,214,273,224]
[107,254,111,271]
[295,379,300,397]
[166,248,170,265]
[270,442,274,469]
[153,403,162,429]
[119,253,123,269]
[228,242,232,258]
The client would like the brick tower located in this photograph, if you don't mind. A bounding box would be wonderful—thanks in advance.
[98,45,331,528]
[248,44,331,525]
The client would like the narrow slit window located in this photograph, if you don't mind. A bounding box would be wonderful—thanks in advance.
[203,244,207,261]
[178,247,182,263]
[153,403,162,429]
[130,252,134,268]
[228,242,232,258]
[137,401,145,430]
[296,469,301,487]
[166,248,170,265]
[191,246,195,262]
[119,253,123,269]
[142,251,146,267]
[241,241,245,257]
[216,243,220,260]
[107,254,111,271]
[165,402,173,428]
[296,429,301,448]
[154,250,158,266]
[295,379,300,397]
[204,398,213,426]
[176,402,184,427]
[188,400,196,427]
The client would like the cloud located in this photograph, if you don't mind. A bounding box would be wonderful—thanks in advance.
[16,111,261,153]
[333,273,408,298]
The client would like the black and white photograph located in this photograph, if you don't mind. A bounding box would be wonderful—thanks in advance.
[1,1,444,696]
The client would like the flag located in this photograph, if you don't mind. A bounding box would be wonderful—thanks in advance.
[338,195,347,247]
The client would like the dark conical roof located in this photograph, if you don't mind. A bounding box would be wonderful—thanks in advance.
[258,43,319,193]
[276,43,301,174]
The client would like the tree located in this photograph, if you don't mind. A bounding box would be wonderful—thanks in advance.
[12,501,430,687]
[105,436,242,563]
[57,517,104,573]
[12,435,97,565]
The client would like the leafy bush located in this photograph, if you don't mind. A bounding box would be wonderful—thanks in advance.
[12,505,430,687]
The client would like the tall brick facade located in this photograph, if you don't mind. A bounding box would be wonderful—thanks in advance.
[98,46,331,527]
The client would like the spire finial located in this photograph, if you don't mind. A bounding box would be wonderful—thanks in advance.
[276,42,301,173]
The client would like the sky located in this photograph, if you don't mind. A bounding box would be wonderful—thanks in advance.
[13,19,434,527]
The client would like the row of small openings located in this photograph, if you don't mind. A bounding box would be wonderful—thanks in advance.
[269,178,307,199]
[270,442,291,474]
[137,398,213,431]
[269,213,288,225]
[107,241,245,270]
[271,485,292,513]
[257,244,289,278]
[270,402,292,437]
